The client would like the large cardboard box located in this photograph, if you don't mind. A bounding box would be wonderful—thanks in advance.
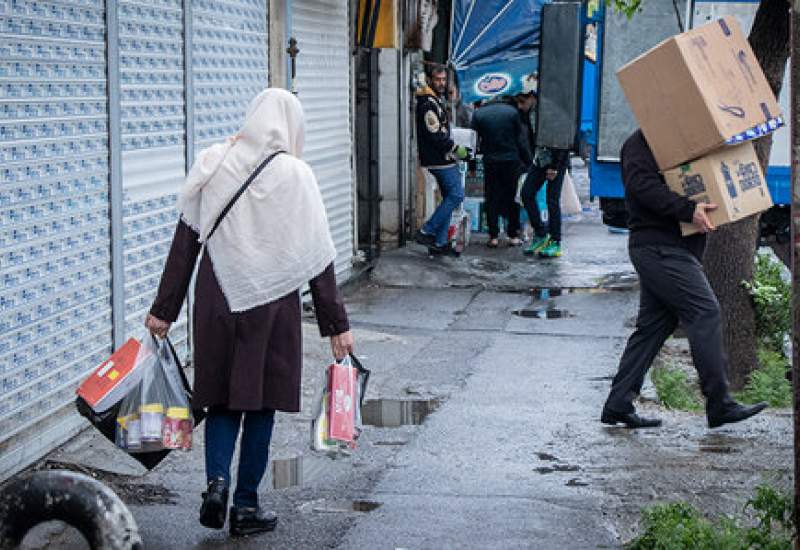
[618,16,782,170]
[663,142,772,236]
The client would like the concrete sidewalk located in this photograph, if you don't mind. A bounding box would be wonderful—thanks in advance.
[19,164,792,549]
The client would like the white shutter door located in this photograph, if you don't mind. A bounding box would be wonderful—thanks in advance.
[117,1,189,354]
[193,0,269,152]
[291,0,354,280]
[0,2,114,477]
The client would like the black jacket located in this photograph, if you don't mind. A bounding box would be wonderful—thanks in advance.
[471,99,532,166]
[622,130,705,259]
[416,88,456,168]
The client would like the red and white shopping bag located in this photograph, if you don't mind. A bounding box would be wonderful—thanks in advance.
[327,358,358,442]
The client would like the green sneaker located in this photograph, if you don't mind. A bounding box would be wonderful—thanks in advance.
[524,235,550,256]
[538,241,562,258]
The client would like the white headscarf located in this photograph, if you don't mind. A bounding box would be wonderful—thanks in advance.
[177,88,337,312]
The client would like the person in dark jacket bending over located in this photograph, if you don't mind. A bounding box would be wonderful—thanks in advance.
[600,129,766,429]
[414,66,470,257]
[471,95,532,248]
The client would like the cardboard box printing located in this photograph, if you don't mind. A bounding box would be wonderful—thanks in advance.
[662,141,773,236]
[617,16,782,170]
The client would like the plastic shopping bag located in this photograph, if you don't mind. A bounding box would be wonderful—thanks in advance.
[310,354,370,453]
[115,336,195,455]
[560,170,582,218]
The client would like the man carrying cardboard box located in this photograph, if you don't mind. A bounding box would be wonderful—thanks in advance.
[600,129,766,430]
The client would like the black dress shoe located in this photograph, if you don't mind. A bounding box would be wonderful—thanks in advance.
[708,401,767,429]
[414,230,436,247]
[600,408,662,429]
[199,477,229,529]
[229,507,278,537]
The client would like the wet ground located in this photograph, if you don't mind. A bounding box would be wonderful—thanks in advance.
[13,164,793,548]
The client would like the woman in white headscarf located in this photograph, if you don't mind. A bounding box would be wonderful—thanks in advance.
[145,89,354,537]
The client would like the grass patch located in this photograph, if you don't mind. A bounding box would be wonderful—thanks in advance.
[737,348,792,408]
[627,485,794,550]
[651,362,702,412]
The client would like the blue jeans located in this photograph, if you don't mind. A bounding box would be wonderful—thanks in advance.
[422,165,464,246]
[205,407,275,509]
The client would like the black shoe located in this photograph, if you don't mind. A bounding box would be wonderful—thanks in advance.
[229,507,278,537]
[707,401,767,429]
[428,244,460,258]
[414,229,436,247]
[199,477,229,529]
[600,408,662,429]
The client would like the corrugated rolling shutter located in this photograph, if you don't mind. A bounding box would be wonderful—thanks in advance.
[117,0,188,355]
[0,2,113,476]
[291,0,354,280]
[192,0,269,153]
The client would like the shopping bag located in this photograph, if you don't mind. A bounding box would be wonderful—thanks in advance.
[76,338,154,413]
[115,336,195,454]
[328,358,358,442]
[310,354,370,452]
[560,170,582,217]
[75,336,204,470]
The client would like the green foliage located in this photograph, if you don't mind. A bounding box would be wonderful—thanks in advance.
[742,253,791,354]
[627,486,795,550]
[737,348,792,408]
[744,485,795,549]
[605,0,643,18]
[651,363,702,412]
[626,502,721,550]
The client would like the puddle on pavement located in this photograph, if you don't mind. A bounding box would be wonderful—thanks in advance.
[361,399,443,427]
[697,434,746,455]
[535,452,558,462]
[566,478,589,487]
[513,307,573,319]
[299,498,382,514]
[530,287,617,299]
[271,455,328,490]
[535,464,580,474]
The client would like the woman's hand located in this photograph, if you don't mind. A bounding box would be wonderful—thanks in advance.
[330,330,354,362]
[145,314,171,339]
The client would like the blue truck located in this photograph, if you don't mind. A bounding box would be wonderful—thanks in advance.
[584,0,791,238]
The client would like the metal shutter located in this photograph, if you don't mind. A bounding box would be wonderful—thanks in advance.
[117,0,189,355]
[192,0,269,153]
[0,1,113,476]
[290,0,354,280]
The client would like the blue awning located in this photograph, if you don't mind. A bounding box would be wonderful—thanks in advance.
[451,0,550,103]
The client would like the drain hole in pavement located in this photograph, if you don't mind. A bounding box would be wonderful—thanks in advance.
[271,455,327,489]
[513,308,573,319]
[361,399,443,427]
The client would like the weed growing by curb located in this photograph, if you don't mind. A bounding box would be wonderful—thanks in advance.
[651,362,702,412]
[737,348,792,408]
[627,485,794,549]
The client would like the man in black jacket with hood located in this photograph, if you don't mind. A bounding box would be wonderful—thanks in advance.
[601,129,766,429]
[414,66,470,256]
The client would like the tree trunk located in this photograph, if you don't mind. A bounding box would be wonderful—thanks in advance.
[704,0,790,390]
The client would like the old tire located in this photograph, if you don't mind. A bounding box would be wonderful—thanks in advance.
[0,470,142,550]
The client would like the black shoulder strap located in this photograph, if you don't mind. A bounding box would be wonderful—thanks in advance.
[205,150,285,242]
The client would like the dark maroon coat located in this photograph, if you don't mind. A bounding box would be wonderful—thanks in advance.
[150,220,349,412]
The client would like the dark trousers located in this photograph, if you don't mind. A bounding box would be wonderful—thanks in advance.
[604,245,733,416]
[205,407,276,508]
[483,160,521,239]
[520,164,565,242]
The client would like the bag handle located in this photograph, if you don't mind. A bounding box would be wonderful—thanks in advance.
[205,150,285,242]
[349,353,371,407]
